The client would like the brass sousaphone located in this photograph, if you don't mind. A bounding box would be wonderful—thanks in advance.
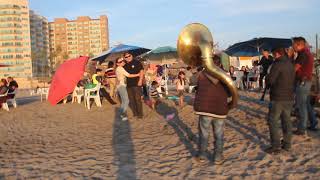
[177,23,238,108]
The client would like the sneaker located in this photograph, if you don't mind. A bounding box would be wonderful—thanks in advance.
[193,156,207,163]
[264,147,281,154]
[307,127,319,131]
[121,116,128,121]
[293,130,306,135]
[213,155,224,165]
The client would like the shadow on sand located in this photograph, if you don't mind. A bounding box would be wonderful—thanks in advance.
[156,101,198,157]
[226,116,269,149]
[112,108,137,180]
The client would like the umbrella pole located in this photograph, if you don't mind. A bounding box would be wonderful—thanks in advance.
[164,65,169,95]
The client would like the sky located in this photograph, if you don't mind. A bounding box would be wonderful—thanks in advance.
[29,0,320,50]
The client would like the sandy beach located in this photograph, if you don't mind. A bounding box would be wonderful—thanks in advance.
[0,91,319,179]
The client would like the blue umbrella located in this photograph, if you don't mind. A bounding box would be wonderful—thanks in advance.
[225,37,292,57]
[91,44,150,62]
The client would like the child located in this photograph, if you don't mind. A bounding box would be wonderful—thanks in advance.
[175,71,186,107]
[149,81,160,109]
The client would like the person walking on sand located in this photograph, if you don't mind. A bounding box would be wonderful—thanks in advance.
[175,71,186,108]
[292,37,315,135]
[123,52,144,120]
[265,47,295,154]
[194,66,232,165]
[115,57,141,121]
[258,50,274,90]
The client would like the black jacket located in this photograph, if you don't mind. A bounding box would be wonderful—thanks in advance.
[258,55,273,75]
[266,56,295,101]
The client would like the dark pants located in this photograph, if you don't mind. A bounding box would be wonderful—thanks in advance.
[268,101,293,149]
[127,86,143,118]
[100,88,116,105]
[259,73,266,89]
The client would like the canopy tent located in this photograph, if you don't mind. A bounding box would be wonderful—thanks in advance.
[140,46,178,65]
[225,37,292,57]
[91,44,150,63]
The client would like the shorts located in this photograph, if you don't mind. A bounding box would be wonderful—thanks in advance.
[177,90,184,97]
[249,77,257,82]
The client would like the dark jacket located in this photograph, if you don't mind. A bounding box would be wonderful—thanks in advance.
[258,55,274,75]
[266,56,295,101]
[194,71,230,118]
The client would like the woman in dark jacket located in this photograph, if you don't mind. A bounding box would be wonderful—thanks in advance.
[0,79,9,106]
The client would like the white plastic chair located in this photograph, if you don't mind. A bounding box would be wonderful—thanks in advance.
[7,89,17,108]
[0,90,9,111]
[40,87,49,102]
[72,86,84,104]
[234,71,244,90]
[247,72,259,90]
[84,83,102,110]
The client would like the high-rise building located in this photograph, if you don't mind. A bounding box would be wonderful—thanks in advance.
[0,0,32,78]
[49,16,109,68]
[29,10,49,77]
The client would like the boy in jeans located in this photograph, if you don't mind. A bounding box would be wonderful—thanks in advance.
[194,66,231,165]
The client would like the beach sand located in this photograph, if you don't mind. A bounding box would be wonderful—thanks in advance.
[0,91,319,179]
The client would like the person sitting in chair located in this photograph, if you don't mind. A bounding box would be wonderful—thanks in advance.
[7,77,18,99]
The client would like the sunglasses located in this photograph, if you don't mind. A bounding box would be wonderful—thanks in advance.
[117,60,124,64]
[124,55,132,58]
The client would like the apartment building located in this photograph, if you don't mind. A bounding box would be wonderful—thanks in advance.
[0,0,32,78]
[49,15,109,68]
[29,10,50,77]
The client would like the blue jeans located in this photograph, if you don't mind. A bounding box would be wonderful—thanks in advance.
[296,81,312,131]
[117,85,129,116]
[198,115,225,160]
[268,101,293,148]
[307,96,318,129]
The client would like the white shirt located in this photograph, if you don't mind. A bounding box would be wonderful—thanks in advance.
[116,66,130,87]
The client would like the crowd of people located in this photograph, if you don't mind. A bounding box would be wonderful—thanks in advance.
[194,37,319,164]
[1,36,319,166]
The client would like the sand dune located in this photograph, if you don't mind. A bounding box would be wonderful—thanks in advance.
[0,91,319,179]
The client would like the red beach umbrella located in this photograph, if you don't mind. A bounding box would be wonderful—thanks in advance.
[0,64,11,67]
[48,56,89,105]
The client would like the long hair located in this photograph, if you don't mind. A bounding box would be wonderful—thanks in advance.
[1,78,7,86]
[178,71,186,86]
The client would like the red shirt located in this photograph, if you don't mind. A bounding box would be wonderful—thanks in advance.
[295,48,314,81]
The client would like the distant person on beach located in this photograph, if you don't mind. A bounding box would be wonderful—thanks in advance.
[149,81,161,110]
[189,67,202,93]
[241,66,249,89]
[115,57,141,121]
[265,47,295,154]
[92,69,117,105]
[0,79,8,107]
[175,71,186,108]
[105,61,117,99]
[194,64,231,165]
[258,50,274,90]
[228,66,236,81]
[185,66,193,84]
[123,52,144,119]
[293,37,316,134]
[7,77,18,98]
[286,47,296,64]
